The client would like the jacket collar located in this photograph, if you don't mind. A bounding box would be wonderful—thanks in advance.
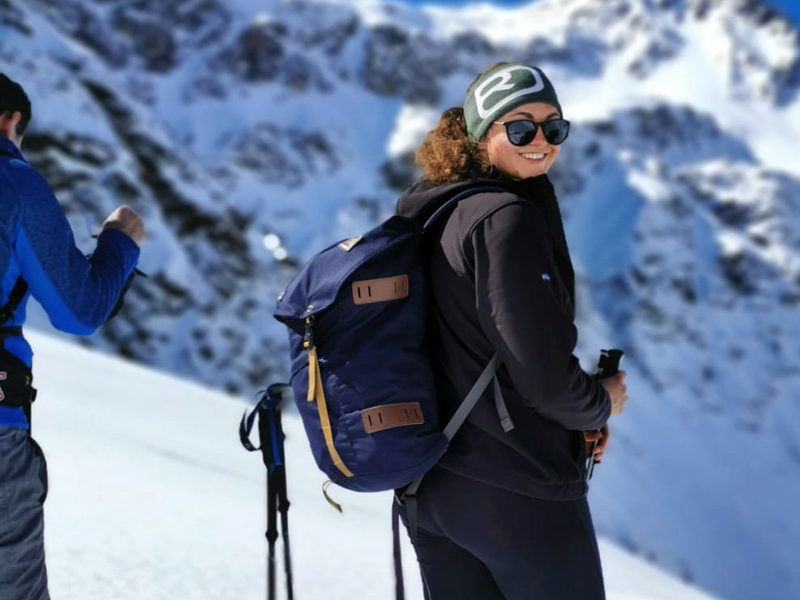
[396,172,556,225]
[0,134,23,159]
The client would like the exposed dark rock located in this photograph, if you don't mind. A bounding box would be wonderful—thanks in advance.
[111,0,231,47]
[111,11,176,72]
[628,29,684,79]
[282,1,360,56]
[289,130,340,173]
[281,54,333,92]
[230,123,304,188]
[217,21,286,82]
[0,0,32,35]
[362,25,455,104]
[82,79,257,289]
[29,0,128,67]
[719,251,760,295]
[452,31,494,56]
[735,0,783,26]
[23,132,116,168]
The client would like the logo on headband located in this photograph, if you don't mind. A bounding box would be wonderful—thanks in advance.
[474,65,545,120]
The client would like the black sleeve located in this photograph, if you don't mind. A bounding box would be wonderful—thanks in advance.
[471,201,610,431]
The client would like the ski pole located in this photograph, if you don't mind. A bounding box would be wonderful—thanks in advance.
[239,383,294,600]
[263,384,293,600]
[268,385,293,600]
[276,465,294,600]
[267,469,278,600]
[587,349,624,479]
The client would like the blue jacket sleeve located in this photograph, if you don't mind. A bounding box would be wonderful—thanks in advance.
[11,165,140,335]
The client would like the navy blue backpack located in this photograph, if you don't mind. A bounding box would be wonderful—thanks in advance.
[273,187,515,504]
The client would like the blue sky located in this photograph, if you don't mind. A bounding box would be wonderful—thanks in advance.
[390,0,800,27]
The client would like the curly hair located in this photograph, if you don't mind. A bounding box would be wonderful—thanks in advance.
[415,62,509,183]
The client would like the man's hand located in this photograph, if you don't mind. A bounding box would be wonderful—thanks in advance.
[584,426,610,464]
[600,371,627,416]
[102,206,144,246]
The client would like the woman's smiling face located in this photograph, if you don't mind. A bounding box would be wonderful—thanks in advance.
[484,102,563,180]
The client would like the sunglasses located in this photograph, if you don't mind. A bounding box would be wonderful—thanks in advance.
[493,118,571,146]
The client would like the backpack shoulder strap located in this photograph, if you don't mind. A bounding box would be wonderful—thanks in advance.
[422,186,508,231]
[441,354,504,440]
[404,353,503,500]
[0,276,28,327]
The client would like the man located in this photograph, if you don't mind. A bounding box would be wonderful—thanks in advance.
[0,73,144,600]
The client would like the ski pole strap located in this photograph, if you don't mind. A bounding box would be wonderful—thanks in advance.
[239,404,261,452]
[240,391,286,469]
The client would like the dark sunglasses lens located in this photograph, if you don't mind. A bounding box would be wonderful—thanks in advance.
[505,121,537,146]
[542,119,570,145]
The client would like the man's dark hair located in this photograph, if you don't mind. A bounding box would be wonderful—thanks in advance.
[0,73,32,137]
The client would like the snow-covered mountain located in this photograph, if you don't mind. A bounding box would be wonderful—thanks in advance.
[2,0,799,599]
[30,328,722,600]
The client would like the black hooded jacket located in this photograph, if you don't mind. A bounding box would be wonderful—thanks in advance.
[396,173,610,500]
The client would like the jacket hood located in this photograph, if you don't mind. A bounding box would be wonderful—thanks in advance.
[396,173,556,226]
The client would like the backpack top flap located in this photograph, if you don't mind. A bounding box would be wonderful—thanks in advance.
[273,215,422,328]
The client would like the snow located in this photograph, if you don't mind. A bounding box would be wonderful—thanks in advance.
[25,328,722,600]
[422,0,574,46]
[386,104,442,157]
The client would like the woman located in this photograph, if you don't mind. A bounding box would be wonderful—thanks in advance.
[396,62,628,599]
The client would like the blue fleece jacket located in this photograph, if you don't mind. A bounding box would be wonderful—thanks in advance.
[0,134,140,429]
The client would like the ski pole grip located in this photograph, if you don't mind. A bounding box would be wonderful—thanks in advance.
[265,383,293,409]
[588,349,625,480]
[597,349,624,379]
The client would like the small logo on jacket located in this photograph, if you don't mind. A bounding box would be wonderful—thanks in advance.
[0,371,6,402]
[541,273,551,281]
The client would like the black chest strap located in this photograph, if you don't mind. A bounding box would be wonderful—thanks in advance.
[0,277,28,326]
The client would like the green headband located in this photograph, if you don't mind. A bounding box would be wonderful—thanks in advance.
[464,63,562,141]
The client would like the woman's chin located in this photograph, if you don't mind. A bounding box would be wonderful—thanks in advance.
[515,164,549,179]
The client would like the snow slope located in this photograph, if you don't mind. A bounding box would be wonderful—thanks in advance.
[26,328,722,600]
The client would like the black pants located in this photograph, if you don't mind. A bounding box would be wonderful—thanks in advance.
[401,467,605,600]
